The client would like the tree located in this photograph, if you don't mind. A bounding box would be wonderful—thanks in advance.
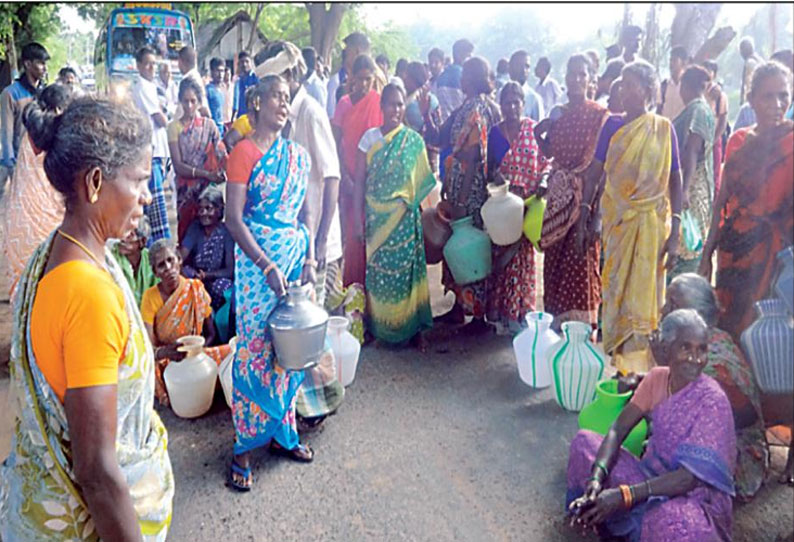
[0,3,62,85]
[306,3,349,64]
[670,3,722,57]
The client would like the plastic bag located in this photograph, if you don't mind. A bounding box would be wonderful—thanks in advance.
[682,209,703,252]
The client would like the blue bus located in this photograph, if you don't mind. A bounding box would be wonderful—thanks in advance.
[94,3,195,97]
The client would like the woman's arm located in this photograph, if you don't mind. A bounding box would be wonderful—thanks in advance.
[168,139,222,182]
[298,171,317,286]
[698,176,731,279]
[65,386,144,542]
[205,235,235,281]
[316,176,340,270]
[679,132,703,209]
[352,148,368,240]
[534,118,553,158]
[573,159,606,255]
[660,169,682,271]
[223,128,243,151]
[203,314,218,346]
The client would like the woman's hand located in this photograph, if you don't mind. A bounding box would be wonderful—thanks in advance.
[577,487,624,527]
[212,170,227,183]
[266,266,288,298]
[574,216,590,257]
[697,251,713,280]
[659,230,680,272]
[156,344,185,361]
[418,85,431,116]
[300,263,317,286]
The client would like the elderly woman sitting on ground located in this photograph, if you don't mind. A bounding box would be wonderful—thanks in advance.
[567,309,736,542]
[111,215,159,306]
[140,239,231,406]
[663,273,768,499]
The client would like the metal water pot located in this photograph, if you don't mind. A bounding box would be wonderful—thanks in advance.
[269,282,329,371]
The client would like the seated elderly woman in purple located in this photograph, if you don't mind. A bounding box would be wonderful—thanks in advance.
[566,308,736,542]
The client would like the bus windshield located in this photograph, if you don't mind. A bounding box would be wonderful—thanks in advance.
[109,10,193,74]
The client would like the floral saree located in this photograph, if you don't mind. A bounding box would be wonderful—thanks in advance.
[715,122,794,340]
[567,374,736,542]
[541,100,608,327]
[364,124,435,343]
[1,234,174,541]
[232,136,310,454]
[602,113,672,371]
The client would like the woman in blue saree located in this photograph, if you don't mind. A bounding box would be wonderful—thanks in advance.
[225,75,318,491]
[566,309,736,542]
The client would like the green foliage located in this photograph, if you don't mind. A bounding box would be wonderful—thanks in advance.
[0,3,62,63]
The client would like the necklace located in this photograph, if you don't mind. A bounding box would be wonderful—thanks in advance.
[57,230,106,270]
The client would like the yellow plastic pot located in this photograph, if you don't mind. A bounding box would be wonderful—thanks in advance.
[523,195,546,251]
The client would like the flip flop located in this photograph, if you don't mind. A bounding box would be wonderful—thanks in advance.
[269,442,315,463]
[228,460,252,492]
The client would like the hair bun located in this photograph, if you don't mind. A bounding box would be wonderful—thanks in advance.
[22,100,62,152]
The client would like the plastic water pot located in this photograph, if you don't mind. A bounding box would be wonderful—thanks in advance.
[422,201,453,265]
[578,379,648,457]
[328,316,361,387]
[481,183,524,245]
[522,195,546,251]
[741,298,794,394]
[164,335,218,418]
[219,337,237,409]
[512,312,559,388]
[549,321,606,412]
[443,216,492,285]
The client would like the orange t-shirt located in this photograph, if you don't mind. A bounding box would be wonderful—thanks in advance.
[30,261,129,402]
[225,138,263,185]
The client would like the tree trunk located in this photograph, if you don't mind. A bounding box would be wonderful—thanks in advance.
[245,3,264,54]
[306,2,348,66]
[641,3,662,68]
[693,26,737,63]
[670,3,722,57]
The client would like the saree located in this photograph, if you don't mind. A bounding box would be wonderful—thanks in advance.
[364,124,435,343]
[541,100,608,327]
[671,97,715,274]
[1,234,174,541]
[337,90,383,286]
[442,94,501,317]
[110,241,159,307]
[566,374,736,542]
[182,222,234,310]
[706,328,767,500]
[233,136,310,454]
[0,136,64,300]
[486,119,548,332]
[715,122,794,340]
[602,113,672,370]
[172,116,227,240]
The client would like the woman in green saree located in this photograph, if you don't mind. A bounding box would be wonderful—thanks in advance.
[354,84,436,347]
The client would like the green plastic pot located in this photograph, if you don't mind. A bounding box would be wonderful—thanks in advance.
[577,379,648,457]
[523,195,546,251]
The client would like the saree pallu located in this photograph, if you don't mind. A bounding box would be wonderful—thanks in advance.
[602,114,672,369]
[442,95,501,317]
[110,242,158,307]
[671,98,714,274]
[541,101,607,327]
[706,328,767,500]
[715,122,794,340]
[174,117,227,240]
[486,119,548,331]
[1,234,173,541]
[365,125,435,343]
[0,136,64,300]
[233,137,310,454]
[566,374,736,542]
[339,90,383,286]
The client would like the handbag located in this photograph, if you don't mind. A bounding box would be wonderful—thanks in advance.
[681,209,703,252]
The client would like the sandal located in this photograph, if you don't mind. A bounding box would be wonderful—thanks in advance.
[228,460,252,492]
[297,415,326,433]
[269,441,315,463]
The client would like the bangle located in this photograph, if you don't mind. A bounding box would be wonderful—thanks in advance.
[629,484,636,503]
[263,261,278,276]
[303,258,318,269]
[619,484,633,508]
[253,254,265,268]
[586,475,602,484]
[595,460,609,477]
[580,202,592,211]
[671,212,682,221]
[191,166,196,177]
[644,480,653,498]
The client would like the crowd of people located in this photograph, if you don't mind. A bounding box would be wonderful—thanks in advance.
[0,22,792,542]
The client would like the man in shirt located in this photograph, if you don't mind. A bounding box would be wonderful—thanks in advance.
[507,49,544,121]
[427,47,445,94]
[233,51,258,119]
[595,58,625,106]
[494,58,510,98]
[131,46,171,243]
[436,39,474,123]
[176,45,209,119]
[659,46,688,120]
[258,40,345,427]
[739,37,763,105]
[1,42,48,174]
[205,57,226,135]
[620,25,644,64]
[157,62,178,118]
[326,32,372,118]
[534,56,564,113]
[57,67,84,98]
[302,47,328,110]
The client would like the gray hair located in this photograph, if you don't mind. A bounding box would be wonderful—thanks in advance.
[249,75,287,121]
[750,60,793,98]
[669,273,720,326]
[134,214,151,241]
[659,309,707,345]
[149,238,178,268]
[199,184,225,215]
[622,60,659,108]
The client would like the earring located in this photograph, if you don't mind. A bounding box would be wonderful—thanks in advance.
[90,191,99,204]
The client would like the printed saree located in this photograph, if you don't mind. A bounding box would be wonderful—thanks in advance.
[602,113,672,371]
[173,116,227,240]
[0,136,64,300]
[232,136,310,454]
[671,97,715,274]
[1,233,174,541]
[364,124,435,343]
[541,100,607,327]
[486,118,548,332]
[567,374,736,542]
[715,122,794,340]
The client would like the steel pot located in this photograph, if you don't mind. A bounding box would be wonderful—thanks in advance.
[269,282,329,371]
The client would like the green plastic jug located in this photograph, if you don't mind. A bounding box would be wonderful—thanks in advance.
[578,379,648,457]
[443,216,492,285]
[523,195,546,251]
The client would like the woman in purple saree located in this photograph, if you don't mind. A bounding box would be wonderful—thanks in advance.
[567,309,736,542]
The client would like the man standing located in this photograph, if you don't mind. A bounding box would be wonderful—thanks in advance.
[494,58,510,98]
[436,39,475,123]
[507,49,544,121]
[594,58,625,106]
[534,56,564,113]
[302,47,328,110]
[427,47,445,93]
[232,51,257,119]
[131,46,171,242]
[326,32,373,118]
[176,46,209,118]
[658,46,688,120]
[56,67,84,97]
[620,25,644,64]
[205,57,226,135]
[157,62,178,118]
[739,37,763,105]
[1,42,48,175]
[258,40,345,429]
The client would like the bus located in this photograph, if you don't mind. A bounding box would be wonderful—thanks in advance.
[94,3,195,98]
